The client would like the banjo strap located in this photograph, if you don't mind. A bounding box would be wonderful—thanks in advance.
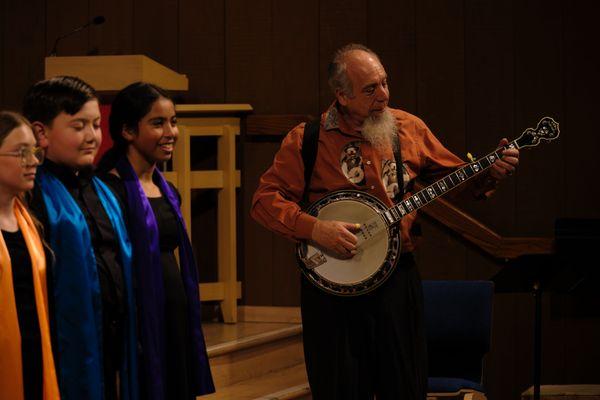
[391,133,405,203]
[300,120,321,207]
[300,120,404,206]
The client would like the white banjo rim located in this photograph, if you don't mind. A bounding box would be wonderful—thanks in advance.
[297,190,401,296]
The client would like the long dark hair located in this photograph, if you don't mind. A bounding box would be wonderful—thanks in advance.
[97,81,173,172]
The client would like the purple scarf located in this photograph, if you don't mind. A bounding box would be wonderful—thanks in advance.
[116,157,214,398]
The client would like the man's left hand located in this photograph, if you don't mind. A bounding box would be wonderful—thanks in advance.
[489,138,519,180]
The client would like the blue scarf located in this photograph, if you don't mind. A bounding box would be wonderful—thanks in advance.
[116,157,214,398]
[36,167,138,400]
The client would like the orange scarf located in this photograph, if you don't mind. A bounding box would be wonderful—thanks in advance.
[0,198,60,400]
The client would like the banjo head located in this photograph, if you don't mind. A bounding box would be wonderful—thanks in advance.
[297,190,401,296]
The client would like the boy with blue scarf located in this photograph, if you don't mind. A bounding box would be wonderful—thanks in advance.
[23,76,138,400]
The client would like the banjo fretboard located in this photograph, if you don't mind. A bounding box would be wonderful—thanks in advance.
[382,144,514,225]
[380,116,559,226]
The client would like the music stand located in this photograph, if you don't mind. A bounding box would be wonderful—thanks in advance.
[492,254,559,400]
[492,218,600,400]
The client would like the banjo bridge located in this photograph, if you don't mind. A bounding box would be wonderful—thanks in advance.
[356,218,386,245]
[359,221,377,239]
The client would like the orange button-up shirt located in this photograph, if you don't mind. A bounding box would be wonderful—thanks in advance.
[251,105,494,252]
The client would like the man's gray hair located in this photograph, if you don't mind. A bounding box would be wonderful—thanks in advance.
[328,43,381,98]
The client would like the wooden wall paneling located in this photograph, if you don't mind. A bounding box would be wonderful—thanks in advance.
[89,0,134,55]
[245,114,313,137]
[271,0,320,116]
[563,1,600,218]
[227,0,274,306]
[229,0,319,304]
[267,1,319,306]
[462,5,518,398]
[562,1,600,384]
[225,0,273,113]
[415,0,466,152]
[463,0,516,234]
[242,141,278,305]
[179,0,225,103]
[1,0,46,109]
[367,0,417,113]
[415,0,467,279]
[513,1,566,390]
[132,0,179,72]
[46,0,89,57]
[416,218,468,280]
[318,0,368,111]
[513,0,564,237]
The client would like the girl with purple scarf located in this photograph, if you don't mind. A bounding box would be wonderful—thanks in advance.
[98,82,214,399]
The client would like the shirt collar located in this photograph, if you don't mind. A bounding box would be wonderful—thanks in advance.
[322,102,364,138]
[42,159,94,189]
[323,102,341,131]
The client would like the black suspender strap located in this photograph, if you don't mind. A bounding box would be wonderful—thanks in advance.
[300,120,321,207]
[391,133,404,204]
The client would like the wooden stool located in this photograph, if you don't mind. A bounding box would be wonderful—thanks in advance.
[521,385,600,400]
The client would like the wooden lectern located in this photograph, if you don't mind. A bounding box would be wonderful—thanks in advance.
[45,55,188,91]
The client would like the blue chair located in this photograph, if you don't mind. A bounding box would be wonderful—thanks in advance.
[423,280,494,400]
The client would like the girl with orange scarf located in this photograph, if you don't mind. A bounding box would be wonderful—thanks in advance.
[0,111,60,400]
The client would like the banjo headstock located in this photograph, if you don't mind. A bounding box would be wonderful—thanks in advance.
[515,117,560,149]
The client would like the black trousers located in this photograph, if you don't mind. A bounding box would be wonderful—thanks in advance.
[102,306,124,400]
[301,253,427,400]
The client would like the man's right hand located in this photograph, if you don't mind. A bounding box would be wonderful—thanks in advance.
[311,219,360,258]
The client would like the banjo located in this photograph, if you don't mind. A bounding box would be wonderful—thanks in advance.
[296,117,560,296]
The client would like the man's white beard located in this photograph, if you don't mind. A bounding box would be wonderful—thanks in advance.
[361,108,398,153]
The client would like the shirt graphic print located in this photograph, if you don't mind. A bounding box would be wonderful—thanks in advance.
[381,159,410,199]
[340,142,366,186]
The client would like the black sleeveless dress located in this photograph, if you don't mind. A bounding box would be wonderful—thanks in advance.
[3,229,43,400]
[147,196,193,400]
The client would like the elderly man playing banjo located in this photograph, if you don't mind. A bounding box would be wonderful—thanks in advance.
[251,43,519,400]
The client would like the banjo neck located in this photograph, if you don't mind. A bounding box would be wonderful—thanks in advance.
[357,116,560,244]
[382,143,514,226]
[378,116,559,228]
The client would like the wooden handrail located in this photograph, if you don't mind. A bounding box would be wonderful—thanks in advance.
[416,182,554,259]
[246,114,554,260]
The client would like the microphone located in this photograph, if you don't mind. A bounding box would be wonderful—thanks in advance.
[49,16,106,57]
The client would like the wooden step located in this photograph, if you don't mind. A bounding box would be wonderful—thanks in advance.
[203,322,306,390]
[203,363,311,400]
[255,381,311,400]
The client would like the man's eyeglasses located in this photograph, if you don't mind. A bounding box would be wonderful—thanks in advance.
[0,146,45,166]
